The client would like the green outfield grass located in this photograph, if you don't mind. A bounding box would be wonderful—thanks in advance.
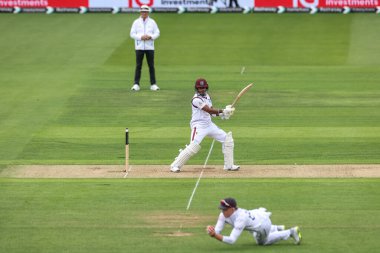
[0,13,379,253]
[0,14,379,166]
[0,178,379,253]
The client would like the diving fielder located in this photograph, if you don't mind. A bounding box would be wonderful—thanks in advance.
[170,78,239,172]
[207,198,302,246]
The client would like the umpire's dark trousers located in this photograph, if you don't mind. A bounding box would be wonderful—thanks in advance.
[134,50,156,85]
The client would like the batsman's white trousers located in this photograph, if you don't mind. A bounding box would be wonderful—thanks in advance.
[190,123,226,144]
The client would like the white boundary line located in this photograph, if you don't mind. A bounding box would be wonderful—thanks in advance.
[186,139,215,211]
[123,165,132,178]
[203,139,215,169]
[186,169,204,210]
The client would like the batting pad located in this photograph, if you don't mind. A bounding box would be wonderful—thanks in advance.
[223,131,234,169]
[171,142,201,169]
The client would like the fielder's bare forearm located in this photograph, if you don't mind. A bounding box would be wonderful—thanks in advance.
[207,226,223,241]
[209,230,237,244]
[210,232,223,241]
[208,225,242,244]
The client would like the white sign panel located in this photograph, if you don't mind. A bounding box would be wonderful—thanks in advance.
[90,0,253,8]
[90,0,129,7]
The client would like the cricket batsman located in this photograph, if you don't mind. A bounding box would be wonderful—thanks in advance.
[170,78,239,173]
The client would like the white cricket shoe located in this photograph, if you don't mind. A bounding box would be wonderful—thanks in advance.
[290,226,302,245]
[170,166,180,173]
[224,165,240,171]
[131,84,140,91]
[150,84,160,91]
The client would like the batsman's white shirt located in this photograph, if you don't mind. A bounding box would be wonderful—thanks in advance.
[130,17,160,50]
[214,208,272,244]
[190,93,226,144]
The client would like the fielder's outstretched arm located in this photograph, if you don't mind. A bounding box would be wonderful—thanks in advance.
[207,225,243,244]
[207,225,223,241]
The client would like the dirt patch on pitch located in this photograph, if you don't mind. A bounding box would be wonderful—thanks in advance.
[156,231,193,237]
[1,164,380,178]
[142,212,213,228]
[144,212,212,237]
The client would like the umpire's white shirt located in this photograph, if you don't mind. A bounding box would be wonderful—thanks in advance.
[130,16,160,50]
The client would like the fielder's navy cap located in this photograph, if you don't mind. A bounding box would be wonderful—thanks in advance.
[219,198,237,210]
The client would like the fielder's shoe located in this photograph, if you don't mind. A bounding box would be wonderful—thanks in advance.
[131,84,140,91]
[290,226,302,245]
[170,166,180,173]
[150,84,160,91]
[224,165,240,171]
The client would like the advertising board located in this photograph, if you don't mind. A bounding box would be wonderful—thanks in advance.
[254,0,379,7]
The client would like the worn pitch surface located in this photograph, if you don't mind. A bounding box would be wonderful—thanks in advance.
[2,164,379,178]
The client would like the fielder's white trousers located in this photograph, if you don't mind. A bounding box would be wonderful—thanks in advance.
[190,123,226,144]
[252,215,291,245]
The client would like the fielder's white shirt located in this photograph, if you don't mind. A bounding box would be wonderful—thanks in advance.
[190,93,213,128]
[215,208,266,244]
[130,16,160,50]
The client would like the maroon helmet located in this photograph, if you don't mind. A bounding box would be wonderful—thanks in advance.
[194,78,209,91]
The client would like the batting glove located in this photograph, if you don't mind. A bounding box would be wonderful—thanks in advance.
[220,112,230,120]
[223,105,235,117]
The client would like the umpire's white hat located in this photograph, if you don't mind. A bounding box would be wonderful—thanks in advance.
[140,5,151,12]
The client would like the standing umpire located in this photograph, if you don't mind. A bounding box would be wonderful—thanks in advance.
[130,5,160,91]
